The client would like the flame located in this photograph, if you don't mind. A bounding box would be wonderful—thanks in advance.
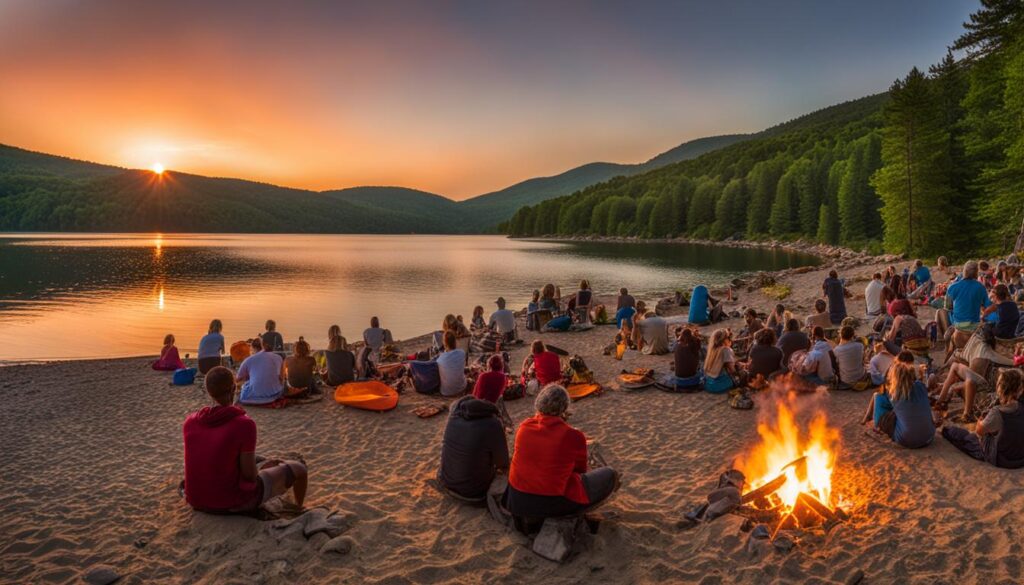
[738,387,840,511]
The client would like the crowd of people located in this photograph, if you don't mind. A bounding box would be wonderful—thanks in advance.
[164,254,1024,532]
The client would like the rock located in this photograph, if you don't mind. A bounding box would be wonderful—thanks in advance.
[83,566,121,585]
[532,517,581,562]
[308,532,330,550]
[704,486,740,520]
[320,535,356,555]
[301,508,331,538]
[265,560,289,577]
[772,534,796,553]
[133,537,148,549]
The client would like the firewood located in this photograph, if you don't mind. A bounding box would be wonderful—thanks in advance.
[740,474,787,504]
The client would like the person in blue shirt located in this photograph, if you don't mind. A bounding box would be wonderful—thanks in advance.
[983,284,1021,338]
[942,261,991,332]
[687,285,722,325]
[862,352,934,448]
[907,259,934,300]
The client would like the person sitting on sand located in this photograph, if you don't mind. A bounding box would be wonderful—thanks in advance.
[438,394,510,501]
[153,333,186,371]
[470,305,487,335]
[833,326,869,390]
[777,318,811,366]
[868,340,895,387]
[800,327,835,387]
[744,328,783,388]
[437,331,468,397]
[805,299,831,332]
[363,316,394,359]
[614,300,637,329]
[539,284,559,313]
[616,287,635,311]
[938,261,990,337]
[322,327,355,386]
[261,320,284,353]
[907,259,934,300]
[504,385,620,524]
[575,280,593,324]
[862,353,934,449]
[526,290,542,331]
[237,338,286,405]
[522,340,562,393]
[670,327,703,390]
[489,297,518,342]
[734,308,764,348]
[933,358,992,423]
[885,310,928,355]
[865,273,886,318]
[197,319,225,374]
[632,311,670,355]
[687,284,722,325]
[982,284,1020,339]
[822,270,848,325]
[183,366,308,513]
[942,369,1024,468]
[284,338,318,397]
[765,304,787,336]
[704,329,743,393]
[473,354,507,403]
[884,265,906,301]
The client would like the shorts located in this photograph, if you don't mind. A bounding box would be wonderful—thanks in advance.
[963,367,990,389]
[877,410,898,439]
[244,463,297,511]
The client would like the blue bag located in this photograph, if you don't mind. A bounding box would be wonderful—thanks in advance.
[408,361,441,394]
[172,367,197,386]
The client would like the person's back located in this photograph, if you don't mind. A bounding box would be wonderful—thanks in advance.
[198,332,225,359]
[805,339,834,380]
[238,350,284,404]
[473,370,506,403]
[615,305,636,328]
[778,330,810,364]
[638,315,669,354]
[363,326,389,350]
[869,351,895,386]
[823,277,847,324]
[508,414,587,502]
[833,340,865,383]
[674,341,700,378]
[688,285,710,324]
[184,403,257,511]
[748,343,783,380]
[534,351,562,385]
[489,309,517,335]
[261,331,284,352]
[617,293,635,311]
[892,381,934,449]
[285,355,316,389]
[865,278,885,316]
[985,401,1024,468]
[437,348,468,396]
[947,277,989,324]
[439,396,510,499]
[324,349,356,385]
[995,299,1021,338]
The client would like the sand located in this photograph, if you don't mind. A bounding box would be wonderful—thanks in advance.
[2,257,1023,584]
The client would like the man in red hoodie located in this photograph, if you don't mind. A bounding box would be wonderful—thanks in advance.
[183,366,308,513]
[505,384,620,527]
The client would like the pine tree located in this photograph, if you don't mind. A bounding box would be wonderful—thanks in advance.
[745,158,786,237]
[871,68,957,256]
[671,177,696,234]
[816,203,839,244]
[713,178,747,239]
[769,171,799,236]
[688,178,721,237]
[649,190,676,237]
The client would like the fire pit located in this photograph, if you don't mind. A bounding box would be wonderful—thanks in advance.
[733,388,846,535]
[683,385,849,544]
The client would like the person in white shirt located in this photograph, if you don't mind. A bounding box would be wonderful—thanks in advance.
[436,331,468,397]
[865,272,886,317]
[868,341,895,386]
[488,297,517,341]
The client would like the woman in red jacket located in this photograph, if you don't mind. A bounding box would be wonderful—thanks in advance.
[505,385,620,525]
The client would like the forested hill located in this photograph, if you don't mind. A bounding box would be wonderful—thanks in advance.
[504,2,1024,258]
[0,133,744,234]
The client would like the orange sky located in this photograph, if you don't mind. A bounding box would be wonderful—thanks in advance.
[0,1,971,199]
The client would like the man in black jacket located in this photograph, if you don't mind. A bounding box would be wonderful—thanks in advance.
[438,396,510,501]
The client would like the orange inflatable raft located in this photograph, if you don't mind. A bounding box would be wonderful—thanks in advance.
[333,381,399,412]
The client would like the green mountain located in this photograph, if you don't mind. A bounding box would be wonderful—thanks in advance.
[459,134,748,227]
[0,133,744,233]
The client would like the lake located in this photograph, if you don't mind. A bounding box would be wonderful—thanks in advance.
[0,234,819,361]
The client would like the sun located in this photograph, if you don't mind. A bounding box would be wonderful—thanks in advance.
[151,162,165,175]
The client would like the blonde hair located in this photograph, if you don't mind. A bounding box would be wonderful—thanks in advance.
[442,314,458,333]
[704,329,731,373]
[887,362,917,401]
[327,325,346,352]
[579,279,590,290]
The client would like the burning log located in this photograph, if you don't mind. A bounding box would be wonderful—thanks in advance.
[739,456,807,506]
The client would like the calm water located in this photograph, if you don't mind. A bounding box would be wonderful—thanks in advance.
[0,234,818,361]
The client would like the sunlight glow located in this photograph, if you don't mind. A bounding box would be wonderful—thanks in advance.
[151,162,165,175]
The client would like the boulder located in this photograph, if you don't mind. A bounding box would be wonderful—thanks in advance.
[532,517,582,562]
[82,566,121,585]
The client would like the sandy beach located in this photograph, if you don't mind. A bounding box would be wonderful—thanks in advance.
[3,255,1022,585]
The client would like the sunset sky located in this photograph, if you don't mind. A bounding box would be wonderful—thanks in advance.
[0,0,974,199]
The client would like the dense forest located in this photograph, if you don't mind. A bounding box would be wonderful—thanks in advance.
[503,1,1024,259]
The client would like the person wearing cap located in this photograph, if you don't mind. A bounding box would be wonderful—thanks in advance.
[504,384,620,525]
[488,297,517,342]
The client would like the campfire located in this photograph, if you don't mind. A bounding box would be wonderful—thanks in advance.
[734,387,845,534]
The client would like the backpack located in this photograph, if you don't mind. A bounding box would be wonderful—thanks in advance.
[544,315,572,332]
[172,367,197,386]
[409,361,441,395]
